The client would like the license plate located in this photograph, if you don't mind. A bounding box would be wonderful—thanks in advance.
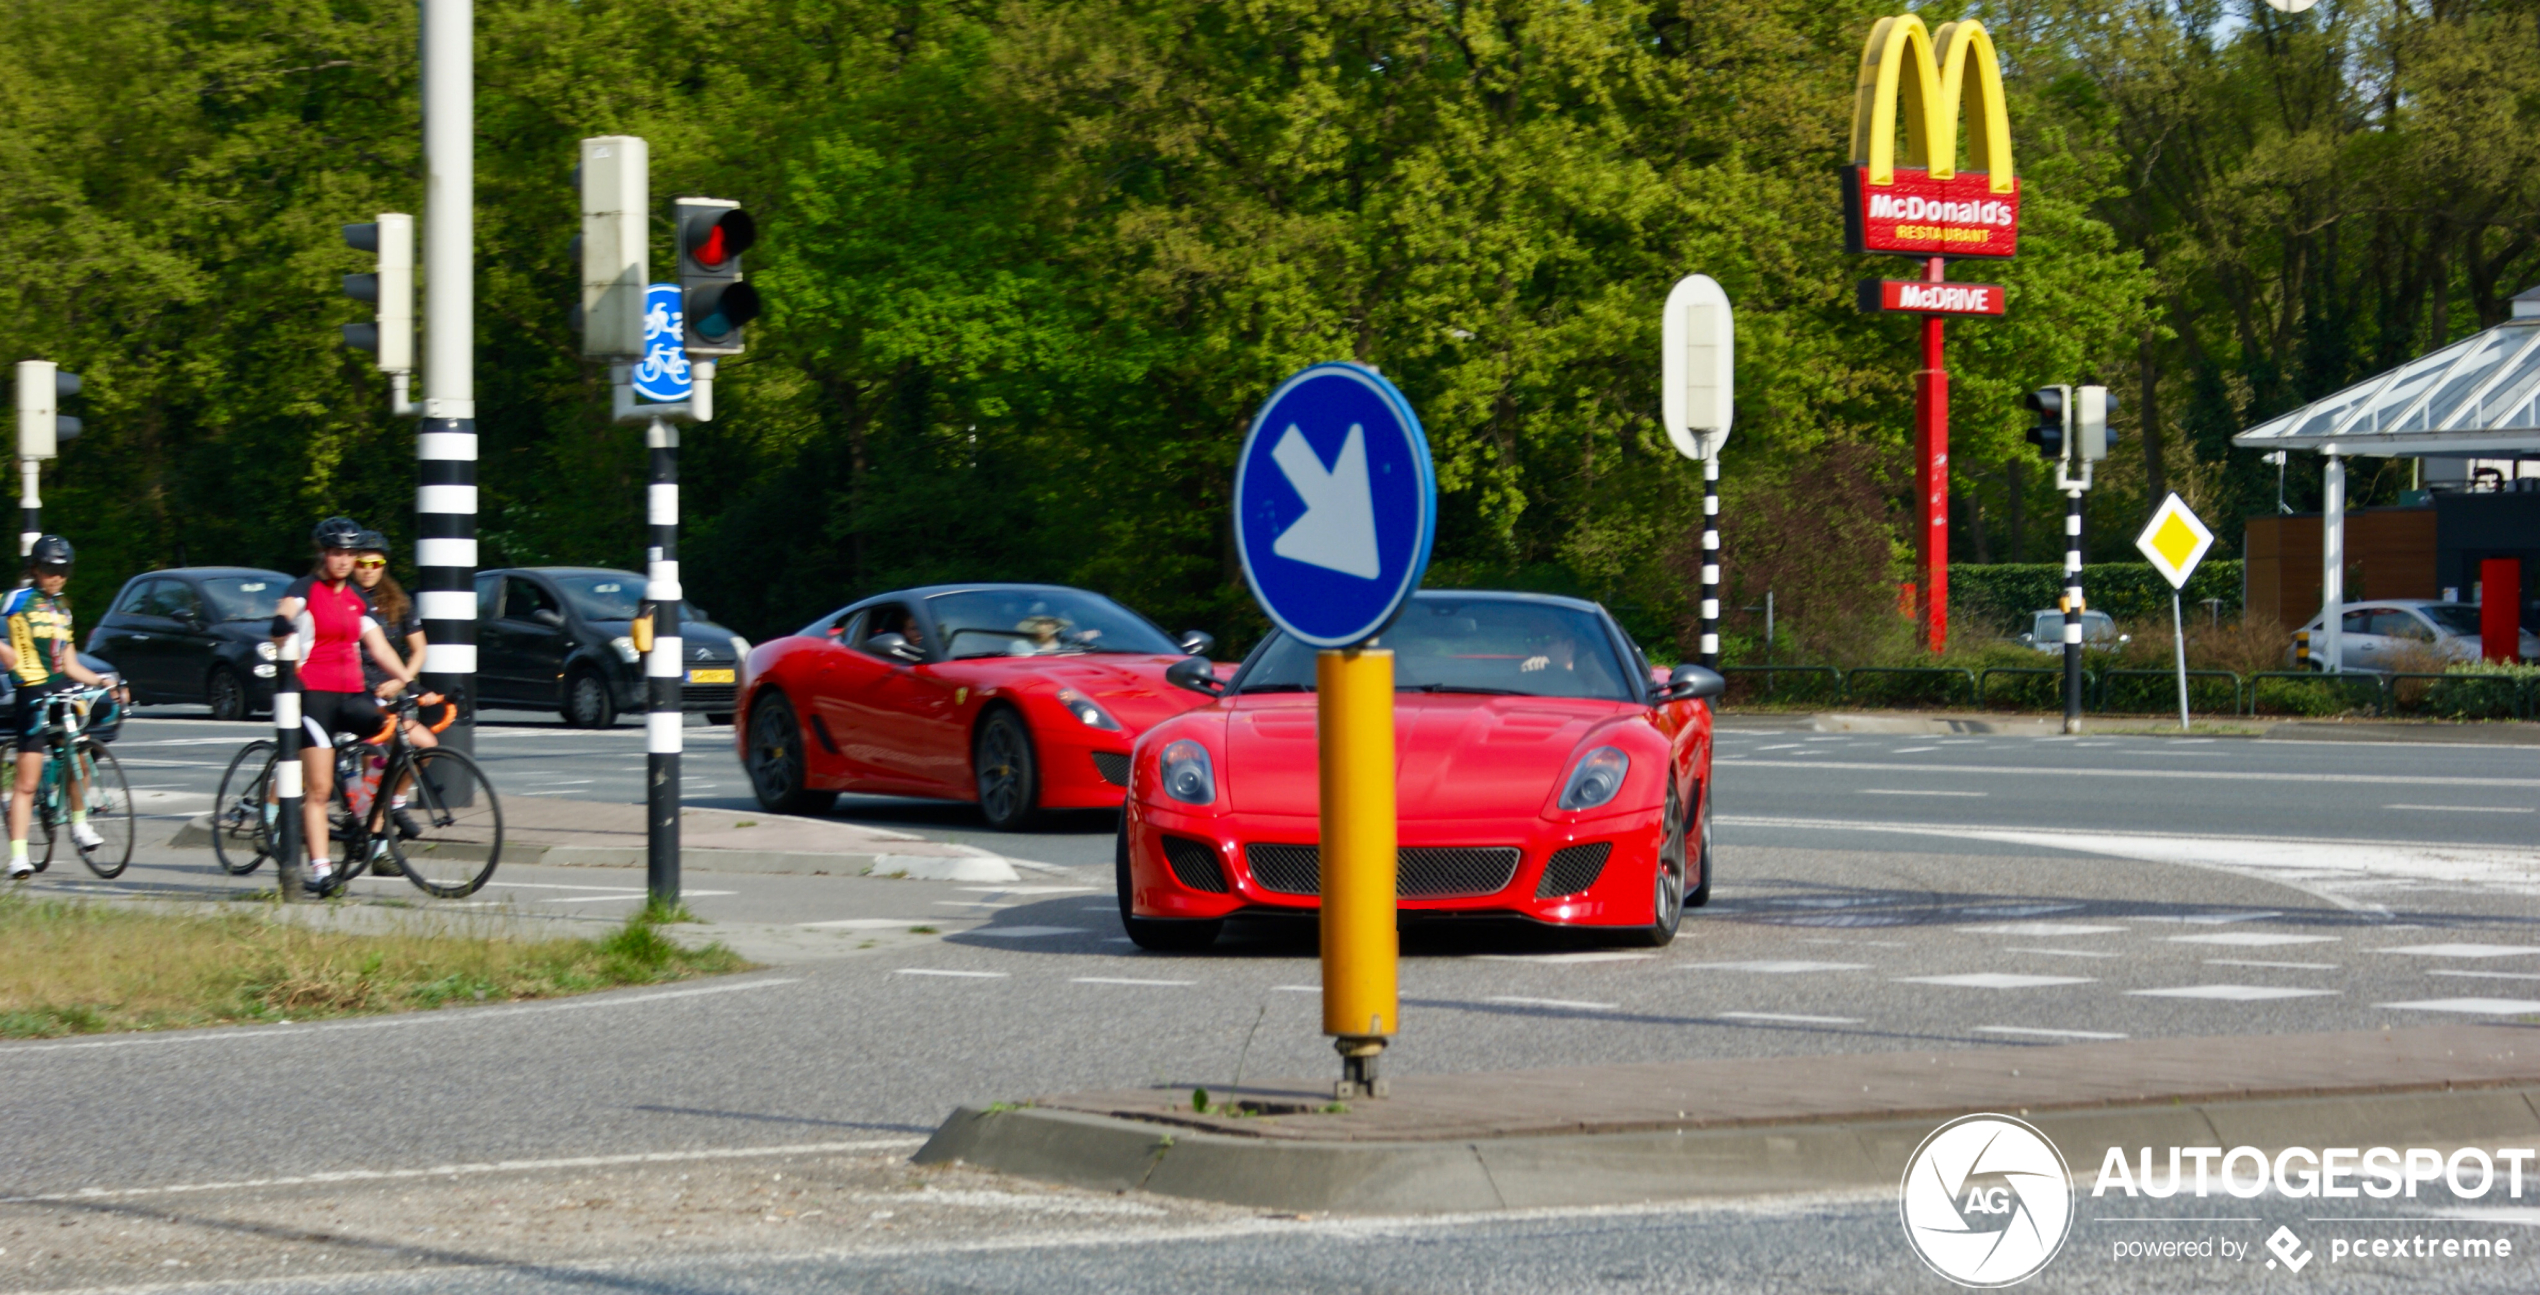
[686,668,735,685]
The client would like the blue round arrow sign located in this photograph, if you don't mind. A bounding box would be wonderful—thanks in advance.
[1233,363,1437,649]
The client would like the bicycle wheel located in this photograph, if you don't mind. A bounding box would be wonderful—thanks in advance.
[210,740,278,876]
[388,748,503,898]
[70,745,134,879]
[32,748,62,872]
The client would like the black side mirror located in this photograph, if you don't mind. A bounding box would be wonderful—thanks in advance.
[868,631,924,663]
[1177,629,1216,657]
[1658,663,1726,702]
[531,608,565,629]
[1165,654,1226,697]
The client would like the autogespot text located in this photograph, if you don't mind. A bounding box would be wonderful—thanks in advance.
[2095,1144,2526,1265]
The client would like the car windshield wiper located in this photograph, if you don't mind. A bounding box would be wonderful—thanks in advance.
[1236,683,1312,694]
[1401,684,1529,696]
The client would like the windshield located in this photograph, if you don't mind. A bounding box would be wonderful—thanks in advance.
[201,577,283,621]
[1237,597,1635,700]
[2033,611,2119,641]
[928,588,1179,659]
[2420,604,2483,636]
[551,573,713,626]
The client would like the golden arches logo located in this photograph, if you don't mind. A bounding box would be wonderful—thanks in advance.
[1842,14,2021,259]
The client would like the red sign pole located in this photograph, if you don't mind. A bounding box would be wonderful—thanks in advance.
[1914,255,1949,653]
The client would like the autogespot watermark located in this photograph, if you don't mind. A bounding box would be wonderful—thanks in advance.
[1900,1114,2074,1287]
[2094,1143,2523,1269]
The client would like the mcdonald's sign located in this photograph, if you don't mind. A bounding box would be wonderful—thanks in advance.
[1841,15,2020,259]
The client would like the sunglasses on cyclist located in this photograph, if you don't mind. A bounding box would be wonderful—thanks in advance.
[30,563,69,577]
[353,557,388,570]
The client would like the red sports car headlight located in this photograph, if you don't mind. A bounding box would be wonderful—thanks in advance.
[1556,746,1630,811]
[1056,687,1123,731]
[1159,739,1216,805]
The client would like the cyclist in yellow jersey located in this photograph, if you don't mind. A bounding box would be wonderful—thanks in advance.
[3,536,125,880]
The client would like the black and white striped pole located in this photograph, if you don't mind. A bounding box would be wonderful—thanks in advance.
[1662,275,1733,671]
[644,409,684,906]
[272,637,305,900]
[2060,484,2085,735]
[417,0,477,758]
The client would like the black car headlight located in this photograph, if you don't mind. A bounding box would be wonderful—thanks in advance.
[1160,739,1215,806]
[1557,746,1630,811]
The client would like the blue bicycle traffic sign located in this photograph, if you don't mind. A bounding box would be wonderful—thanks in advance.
[631,283,691,403]
[1234,363,1436,649]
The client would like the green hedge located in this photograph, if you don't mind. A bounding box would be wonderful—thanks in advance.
[1949,561,2244,634]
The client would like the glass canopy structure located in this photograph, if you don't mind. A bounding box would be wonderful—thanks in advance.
[2234,303,2540,458]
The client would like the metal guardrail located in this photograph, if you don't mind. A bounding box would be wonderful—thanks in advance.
[2382,671,2533,721]
[1718,665,1844,702]
[2094,669,2245,715]
[2245,670,2387,718]
[1843,666,1976,708]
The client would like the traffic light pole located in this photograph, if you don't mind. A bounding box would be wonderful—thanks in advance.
[18,458,37,561]
[1698,456,1719,670]
[272,639,304,900]
[417,0,477,769]
[2056,457,2092,736]
[645,412,683,909]
[1913,257,1950,654]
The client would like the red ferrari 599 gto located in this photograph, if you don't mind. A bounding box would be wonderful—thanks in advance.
[1117,591,1726,950]
[737,584,1224,827]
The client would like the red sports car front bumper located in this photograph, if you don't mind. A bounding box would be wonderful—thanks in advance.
[1124,799,1667,929]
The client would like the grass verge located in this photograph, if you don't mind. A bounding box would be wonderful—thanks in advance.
[0,894,752,1039]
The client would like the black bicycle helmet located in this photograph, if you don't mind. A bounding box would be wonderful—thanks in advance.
[353,529,391,555]
[26,535,73,570]
[311,516,363,550]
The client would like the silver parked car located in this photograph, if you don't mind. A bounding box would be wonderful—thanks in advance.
[2018,609,2126,652]
[2290,600,2540,672]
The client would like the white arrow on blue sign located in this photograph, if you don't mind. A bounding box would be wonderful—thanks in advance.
[631,282,691,403]
[1234,363,1436,649]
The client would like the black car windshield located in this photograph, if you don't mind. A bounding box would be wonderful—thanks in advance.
[550,574,713,626]
[201,576,284,621]
[928,589,1179,659]
[1238,597,1636,700]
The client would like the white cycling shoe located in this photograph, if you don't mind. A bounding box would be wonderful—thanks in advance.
[69,822,105,851]
[6,857,30,881]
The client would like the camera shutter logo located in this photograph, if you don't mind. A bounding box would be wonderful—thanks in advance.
[1900,1114,2073,1287]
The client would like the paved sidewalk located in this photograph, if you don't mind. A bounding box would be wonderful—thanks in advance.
[1718,709,2540,743]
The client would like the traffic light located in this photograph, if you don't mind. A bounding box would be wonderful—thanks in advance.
[340,214,413,371]
[2077,385,2123,462]
[14,361,81,460]
[2024,386,2068,461]
[580,136,649,358]
[676,197,758,356]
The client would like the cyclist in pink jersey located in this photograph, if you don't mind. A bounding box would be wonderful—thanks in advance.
[269,517,415,895]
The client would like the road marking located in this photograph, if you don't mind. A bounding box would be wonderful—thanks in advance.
[1072,977,1196,987]
[0,977,801,1056]
[1471,951,1656,964]
[1717,1011,1862,1025]
[1271,985,1320,993]
[2206,959,2340,970]
[1858,788,1988,797]
[518,778,596,785]
[961,885,1096,895]
[1688,960,1868,974]
[2128,984,2337,1001]
[1891,746,1939,754]
[797,918,934,930]
[1485,995,1618,1011]
[2384,804,2533,813]
[0,1138,927,1206]
[2006,947,2123,959]
[1959,922,2127,936]
[2431,970,2540,981]
[1752,743,1805,751]
[2378,998,2540,1016]
[1896,973,2095,990]
[894,969,1008,979]
[965,926,1086,938]
[2166,933,2340,947]
[1975,1025,2127,1040]
[2379,944,2540,959]
[1720,758,2540,789]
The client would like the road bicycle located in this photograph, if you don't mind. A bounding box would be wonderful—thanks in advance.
[3,684,135,878]
[208,691,505,898]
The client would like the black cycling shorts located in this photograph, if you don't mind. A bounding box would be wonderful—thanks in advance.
[298,689,385,749]
[11,680,71,744]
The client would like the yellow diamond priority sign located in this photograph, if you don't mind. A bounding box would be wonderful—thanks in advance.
[2134,492,2215,589]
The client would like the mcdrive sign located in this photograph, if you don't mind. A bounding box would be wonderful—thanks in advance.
[1840,15,2020,259]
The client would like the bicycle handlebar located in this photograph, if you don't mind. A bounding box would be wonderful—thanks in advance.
[362,691,455,744]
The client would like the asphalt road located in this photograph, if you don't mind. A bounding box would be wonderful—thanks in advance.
[6,710,2539,1292]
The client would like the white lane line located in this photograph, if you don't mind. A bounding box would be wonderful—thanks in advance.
[2128,984,2337,1001]
[1471,951,1656,965]
[1896,974,2096,990]
[0,1138,927,1205]
[1688,960,1868,974]
[1960,923,2127,936]
[799,918,936,930]
[1271,985,1321,993]
[1483,996,1618,1011]
[2006,947,2123,959]
[964,926,1086,938]
[2166,933,2340,947]
[0,977,801,1057]
[518,778,596,786]
[2385,804,2533,813]
[2378,998,2540,1016]
[2206,959,2340,971]
[2379,944,2540,958]
[894,969,1008,979]
[1752,743,1804,752]
[1072,977,1195,987]
[1720,759,2540,789]
[1858,788,1989,797]
[1975,1026,2127,1041]
[1891,746,1939,754]
[1717,1011,1862,1025]
[2431,970,2540,981]
[960,885,1097,895]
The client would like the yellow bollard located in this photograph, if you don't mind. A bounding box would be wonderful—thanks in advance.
[1318,647,1398,1100]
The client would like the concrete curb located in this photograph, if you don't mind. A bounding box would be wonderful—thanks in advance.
[916,1086,2540,1214]
[163,817,1025,883]
[1717,710,2540,744]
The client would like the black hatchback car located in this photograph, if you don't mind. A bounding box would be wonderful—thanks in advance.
[474,567,749,726]
[85,567,296,719]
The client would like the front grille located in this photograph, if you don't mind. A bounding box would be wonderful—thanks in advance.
[683,684,737,711]
[1090,751,1131,787]
[1242,844,1522,899]
[1536,842,1612,897]
[1160,835,1228,893]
